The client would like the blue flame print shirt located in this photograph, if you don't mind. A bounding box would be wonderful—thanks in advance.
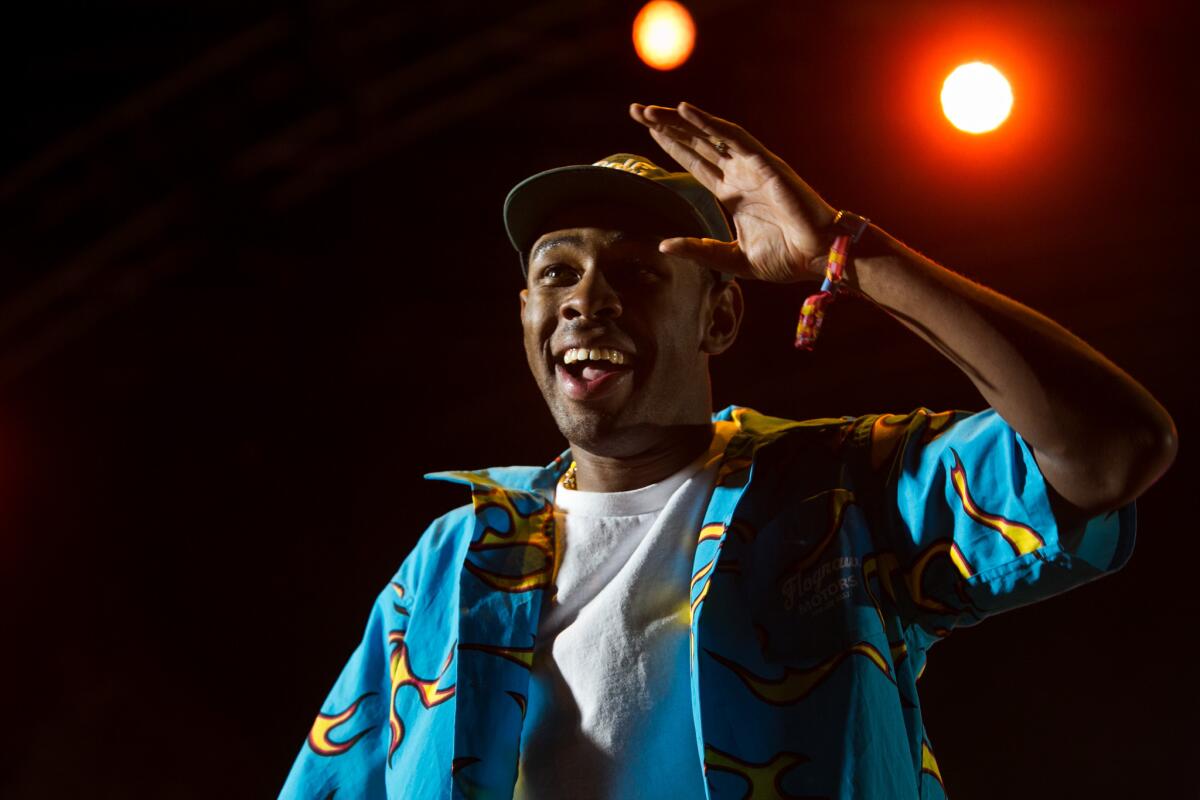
[280,406,1135,799]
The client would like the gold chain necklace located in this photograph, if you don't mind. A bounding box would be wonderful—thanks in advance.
[561,461,578,490]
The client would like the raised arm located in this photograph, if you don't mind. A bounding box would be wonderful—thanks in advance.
[630,101,1177,526]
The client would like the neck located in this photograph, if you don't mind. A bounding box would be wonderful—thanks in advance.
[567,423,714,492]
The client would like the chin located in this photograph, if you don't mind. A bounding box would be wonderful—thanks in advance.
[548,397,690,460]
[535,369,706,456]
[548,400,619,449]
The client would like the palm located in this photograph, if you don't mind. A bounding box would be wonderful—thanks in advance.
[711,153,826,282]
[630,102,836,282]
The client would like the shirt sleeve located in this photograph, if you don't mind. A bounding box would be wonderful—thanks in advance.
[278,506,467,799]
[868,407,1136,639]
[278,579,400,800]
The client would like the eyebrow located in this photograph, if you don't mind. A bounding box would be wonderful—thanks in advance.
[530,234,584,264]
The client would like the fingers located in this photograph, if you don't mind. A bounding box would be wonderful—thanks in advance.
[632,103,730,160]
[677,102,763,153]
[631,102,732,162]
[658,237,754,278]
[630,102,726,192]
[645,126,724,187]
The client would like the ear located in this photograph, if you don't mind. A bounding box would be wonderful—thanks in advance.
[519,288,528,317]
[700,279,743,355]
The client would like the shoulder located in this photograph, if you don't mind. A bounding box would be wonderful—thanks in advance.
[391,503,477,593]
[721,405,983,472]
[719,405,854,448]
[419,502,477,543]
[718,404,949,446]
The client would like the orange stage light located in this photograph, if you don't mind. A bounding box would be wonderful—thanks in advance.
[941,62,1013,134]
[633,0,695,71]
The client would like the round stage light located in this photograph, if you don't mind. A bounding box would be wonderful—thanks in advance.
[941,62,1013,134]
[633,0,695,71]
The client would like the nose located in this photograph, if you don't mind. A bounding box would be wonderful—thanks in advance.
[560,268,622,321]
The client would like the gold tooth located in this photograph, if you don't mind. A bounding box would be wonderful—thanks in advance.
[564,347,630,365]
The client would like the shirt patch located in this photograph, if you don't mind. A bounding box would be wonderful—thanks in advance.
[781,555,861,616]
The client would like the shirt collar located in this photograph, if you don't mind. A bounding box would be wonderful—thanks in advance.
[425,405,748,497]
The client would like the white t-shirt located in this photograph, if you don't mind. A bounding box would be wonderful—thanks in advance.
[514,431,729,799]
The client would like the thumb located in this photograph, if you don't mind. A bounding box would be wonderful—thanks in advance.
[659,237,751,276]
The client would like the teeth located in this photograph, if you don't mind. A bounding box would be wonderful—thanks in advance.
[561,347,628,366]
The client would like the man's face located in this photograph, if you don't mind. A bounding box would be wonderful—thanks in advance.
[520,225,736,456]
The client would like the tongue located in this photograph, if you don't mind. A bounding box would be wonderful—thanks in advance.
[581,364,612,381]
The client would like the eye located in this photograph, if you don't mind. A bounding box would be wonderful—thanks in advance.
[630,260,664,282]
[536,263,579,285]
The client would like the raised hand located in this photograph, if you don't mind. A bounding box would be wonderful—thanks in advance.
[630,101,838,282]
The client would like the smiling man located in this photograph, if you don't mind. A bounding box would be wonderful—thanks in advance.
[280,102,1176,800]
[517,213,740,490]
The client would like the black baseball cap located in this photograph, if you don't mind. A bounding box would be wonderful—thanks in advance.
[503,153,733,278]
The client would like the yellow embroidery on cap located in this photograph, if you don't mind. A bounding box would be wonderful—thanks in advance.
[592,157,657,177]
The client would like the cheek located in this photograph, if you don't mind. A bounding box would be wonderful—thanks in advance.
[521,302,553,362]
[652,323,700,374]
[521,320,540,363]
[667,298,709,354]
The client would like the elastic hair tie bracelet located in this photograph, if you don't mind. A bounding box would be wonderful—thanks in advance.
[794,210,871,350]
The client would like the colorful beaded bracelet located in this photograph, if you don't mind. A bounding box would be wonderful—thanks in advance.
[794,211,870,350]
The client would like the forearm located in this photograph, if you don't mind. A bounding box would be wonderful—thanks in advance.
[841,225,1177,517]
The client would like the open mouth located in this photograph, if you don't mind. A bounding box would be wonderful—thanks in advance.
[554,347,633,400]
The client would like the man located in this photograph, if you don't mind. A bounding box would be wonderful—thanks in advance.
[280,102,1175,799]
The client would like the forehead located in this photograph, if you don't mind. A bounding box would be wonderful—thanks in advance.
[529,228,661,262]
[526,199,679,258]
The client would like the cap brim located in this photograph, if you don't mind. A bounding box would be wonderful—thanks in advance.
[503,165,717,256]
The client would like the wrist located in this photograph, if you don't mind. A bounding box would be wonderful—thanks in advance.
[793,211,872,349]
[804,210,874,280]
[838,222,885,288]
[839,223,902,296]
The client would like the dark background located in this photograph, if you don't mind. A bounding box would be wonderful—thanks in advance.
[2,0,1196,797]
